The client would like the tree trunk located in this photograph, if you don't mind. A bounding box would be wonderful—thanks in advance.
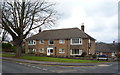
[14,38,23,57]
[16,45,22,57]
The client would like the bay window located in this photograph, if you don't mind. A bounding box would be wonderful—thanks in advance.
[71,49,82,55]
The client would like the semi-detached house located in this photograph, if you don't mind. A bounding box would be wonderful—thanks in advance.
[25,25,96,57]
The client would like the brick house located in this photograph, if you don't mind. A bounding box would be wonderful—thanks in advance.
[95,42,119,57]
[25,25,95,57]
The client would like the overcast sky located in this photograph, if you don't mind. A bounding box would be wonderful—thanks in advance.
[1,0,119,43]
[46,0,119,43]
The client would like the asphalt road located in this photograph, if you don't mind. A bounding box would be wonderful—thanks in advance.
[1,60,119,73]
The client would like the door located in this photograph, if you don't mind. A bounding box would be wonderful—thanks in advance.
[47,48,54,56]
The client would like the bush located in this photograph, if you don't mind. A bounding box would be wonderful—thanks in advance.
[2,43,12,49]
[115,54,120,58]
[92,54,97,58]
[81,52,87,57]
[2,43,16,52]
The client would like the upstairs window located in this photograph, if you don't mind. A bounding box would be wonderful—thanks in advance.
[71,38,82,45]
[49,40,54,45]
[40,40,44,44]
[59,40,65,44]
[28,40,36,45]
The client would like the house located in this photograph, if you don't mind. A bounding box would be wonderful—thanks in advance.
[95,42,119,57]
[25,25,96,57]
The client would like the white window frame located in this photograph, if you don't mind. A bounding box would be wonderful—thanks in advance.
[59,40,65,44]
[71,38,82,45]
[71,49,82,55]
[28,40,36,45]
[28,48,36,53]
[88,39,91,47]
[40,48,44,53]
[33,49,36,52]
[100,52,102,55]
[59,48,65,53]
[48,40,54,45]
[112,52,115,56]
[40,40,44,44]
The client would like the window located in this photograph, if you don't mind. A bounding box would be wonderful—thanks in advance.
[28,40,36,45]
[88,39,91,48]
[40,48,44,53]
[28,48,36,54]
[40,40,44,44]
[59,49,65,53]
[71,49,82,55]
[100,52,102,55]
[59,40,65,44]
[71,38,82,45]
[112,52,115,56]
[49,40,54,45]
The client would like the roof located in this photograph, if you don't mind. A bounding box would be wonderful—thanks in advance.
[27,28,95,40]
[95,42,118,53]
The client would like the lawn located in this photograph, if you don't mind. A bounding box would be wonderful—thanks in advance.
[1,53,108,63]
[1,53,15,57]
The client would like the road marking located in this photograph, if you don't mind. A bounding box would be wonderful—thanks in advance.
[32,66,36,68]
[36,67,41,69]
[42,68,48,71]
[19,63,23,64]
[97,64,112,67]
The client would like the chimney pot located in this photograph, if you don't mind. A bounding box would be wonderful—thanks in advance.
[113,41,115,45]
[39,27,42,32]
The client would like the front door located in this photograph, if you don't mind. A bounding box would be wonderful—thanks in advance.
[47,48,54,56]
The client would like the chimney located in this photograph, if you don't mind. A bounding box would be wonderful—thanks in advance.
[81,23,84,32]
[39,27,42,32]
[113,41,115,45]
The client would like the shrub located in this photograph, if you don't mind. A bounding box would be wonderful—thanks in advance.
[115,54,120,58]
[2,43,16,52]
[2,43,12,49]
[81,52,87,57]
[92,54,97,58]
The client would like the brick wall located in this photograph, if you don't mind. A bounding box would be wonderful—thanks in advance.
[25,39,95,56]
[38,40,70,57]
[90,40,95,55]
[82,38,89,55]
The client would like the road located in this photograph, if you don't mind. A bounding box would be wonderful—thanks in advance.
[1,60,119,73]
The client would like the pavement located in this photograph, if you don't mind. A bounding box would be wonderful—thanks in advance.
[1,57,115,67]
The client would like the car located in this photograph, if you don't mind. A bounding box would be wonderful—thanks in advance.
[97,55,108,61]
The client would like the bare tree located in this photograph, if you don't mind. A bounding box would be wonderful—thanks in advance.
[1,29,8,41]
[1,0,58,57]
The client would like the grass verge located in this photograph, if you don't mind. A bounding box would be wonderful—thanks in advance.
[1,53,15,57]
[1,53,108,63]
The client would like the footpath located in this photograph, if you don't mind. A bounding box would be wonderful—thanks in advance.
[1,57,113,66]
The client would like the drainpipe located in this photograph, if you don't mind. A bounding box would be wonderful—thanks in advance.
[54,47,56,56]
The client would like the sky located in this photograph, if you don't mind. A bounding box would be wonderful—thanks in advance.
[46,0,119,43]
[0,0,119,43]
